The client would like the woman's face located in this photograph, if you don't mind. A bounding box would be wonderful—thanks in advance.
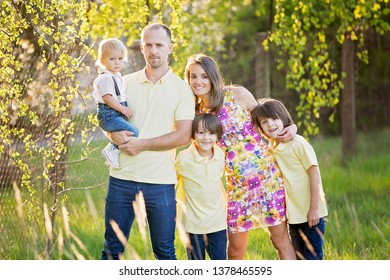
[188,63,212,98]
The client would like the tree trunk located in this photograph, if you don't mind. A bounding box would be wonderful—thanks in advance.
[255,32,270,99]
[341,38,356,162]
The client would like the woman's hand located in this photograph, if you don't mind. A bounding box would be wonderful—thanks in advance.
[276,123,297,143]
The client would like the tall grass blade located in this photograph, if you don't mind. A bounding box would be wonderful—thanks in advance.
[70,231,93,259]
[132,191,147,242]
[109,219,141,260]
[298,228,317,258]
[62,204,70,238]
[57,230,64,259]
[371,221,386,240]
[12,182,24,223]
[70,244,85,260]
[43,203,53,244]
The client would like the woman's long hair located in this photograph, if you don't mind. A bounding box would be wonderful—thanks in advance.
[184,54,225,114]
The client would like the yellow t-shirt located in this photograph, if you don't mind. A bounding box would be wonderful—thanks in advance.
[110,68,195,184]
[273,135,328,224]
[176,142,227,234]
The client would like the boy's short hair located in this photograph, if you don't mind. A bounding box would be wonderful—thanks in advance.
[96,38,128,68]
[192,113,223,141]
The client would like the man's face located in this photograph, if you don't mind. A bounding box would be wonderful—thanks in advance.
[141,28,173,69]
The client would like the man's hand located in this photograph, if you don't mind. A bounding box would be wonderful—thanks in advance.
[109,131,134,146]
[109,131,145,156]
[118,137,147,156]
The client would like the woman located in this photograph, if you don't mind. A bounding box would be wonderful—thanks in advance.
[184,54,296,260]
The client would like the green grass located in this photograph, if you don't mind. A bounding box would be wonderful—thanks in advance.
[1,129,389,260]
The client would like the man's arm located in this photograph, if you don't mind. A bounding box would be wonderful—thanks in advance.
[117,119,193,156]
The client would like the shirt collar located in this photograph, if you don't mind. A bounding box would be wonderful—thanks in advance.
[138,67,173,84]
[273,139,294,153]
[189,141,222,163]
[98,67,122,78]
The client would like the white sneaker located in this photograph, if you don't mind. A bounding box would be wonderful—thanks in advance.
[102,143,120,168]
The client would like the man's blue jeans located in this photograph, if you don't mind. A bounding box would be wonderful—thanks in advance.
[289,217,326,260]
[101,176,177,260]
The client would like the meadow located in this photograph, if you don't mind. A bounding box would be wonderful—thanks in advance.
[1,129,389,260]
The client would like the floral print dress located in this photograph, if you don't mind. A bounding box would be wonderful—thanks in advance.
[200,88,287,233]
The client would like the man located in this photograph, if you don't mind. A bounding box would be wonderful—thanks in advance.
[101,23,195,260]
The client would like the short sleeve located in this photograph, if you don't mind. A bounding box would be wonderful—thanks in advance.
[175,83,195,121]
[96,74,116,97]
[294,137,319,171]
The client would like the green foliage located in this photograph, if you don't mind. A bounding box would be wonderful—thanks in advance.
[0,0,186,259]
[87,0,186,73]
[266,0,389,138]
[180,1,269,84]
[1,0,388,260]
[0,0,94,259]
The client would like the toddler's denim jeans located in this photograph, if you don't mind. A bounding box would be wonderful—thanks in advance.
[97,102,139,142]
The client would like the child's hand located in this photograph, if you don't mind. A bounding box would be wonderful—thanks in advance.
[307,209,320,228]
[121,106,134,119]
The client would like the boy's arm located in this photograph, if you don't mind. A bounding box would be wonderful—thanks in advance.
[306,165,321,227]
[102,94,133,118]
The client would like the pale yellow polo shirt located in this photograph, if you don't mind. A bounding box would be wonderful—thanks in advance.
[110,68,195,184]
[273,135,328,224]
[176,142,227,234]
